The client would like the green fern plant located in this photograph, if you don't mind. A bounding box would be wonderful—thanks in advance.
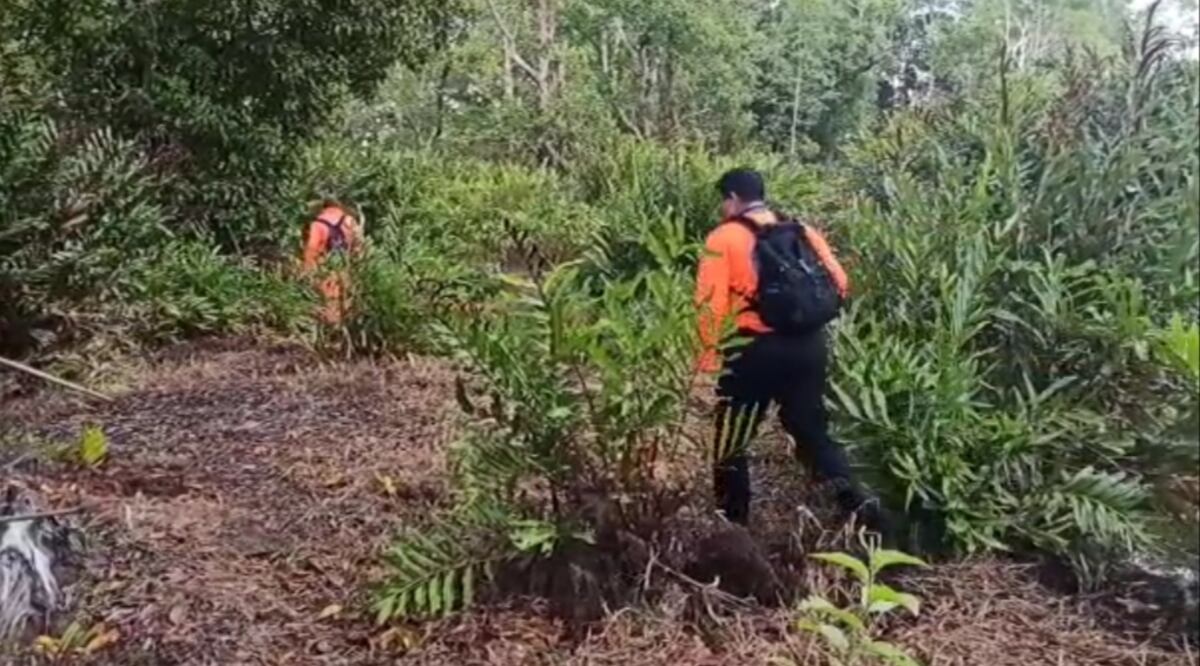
[376,503,502,621]
[1157,315,1200,382]
[375,499,587,620]
[1019,466,1153,587]
[376,220,701,622]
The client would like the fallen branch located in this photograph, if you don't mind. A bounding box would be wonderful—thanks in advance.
[0,355,112,402]
[2,452,34,472]
[0,507,83,525]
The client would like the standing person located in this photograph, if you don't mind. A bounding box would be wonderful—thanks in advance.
[695,168,886,532]
[302,199,362,325]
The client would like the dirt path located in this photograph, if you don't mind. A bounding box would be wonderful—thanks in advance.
[1,340,1195,665]
[3,340,457,664]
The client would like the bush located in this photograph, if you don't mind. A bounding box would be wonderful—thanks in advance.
[375,218,701,620]
[333,241,503,356]
[571,138,834,281]
[126,241,311,343]
[0,114,171,355]
[829,39,1198,579]
[391,154,604,268]
[0,113,310,353]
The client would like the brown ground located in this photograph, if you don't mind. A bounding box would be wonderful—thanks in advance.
[0,340,1195,665]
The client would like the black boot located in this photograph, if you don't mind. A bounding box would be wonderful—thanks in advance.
[715,454,751,525]
[831,478,895,544]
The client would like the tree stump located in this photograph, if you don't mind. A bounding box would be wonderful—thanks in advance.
[0,484,78,644]
[684,524,785,605]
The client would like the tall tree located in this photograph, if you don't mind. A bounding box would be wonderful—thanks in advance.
[6,0,455,244]
[567,0,757,145]
[752,0,909,158]
[927,0,1130,94]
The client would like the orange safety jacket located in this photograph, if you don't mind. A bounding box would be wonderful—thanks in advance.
[302,206,361,324]
[694,209,849,373]
[302,206,361,272]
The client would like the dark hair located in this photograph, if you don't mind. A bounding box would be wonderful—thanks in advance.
[716,168,765,202]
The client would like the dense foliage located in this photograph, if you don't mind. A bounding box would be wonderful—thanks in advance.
[2,0,1197,618]
[1,0,451,354]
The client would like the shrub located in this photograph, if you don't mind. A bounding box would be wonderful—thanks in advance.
[391,155,603,268]
[572,138,833,282]
[0,114,171,355]
[126,241,311,343]
[375,218,701,620]
[332,240,503,356]
[829,33,1197,580]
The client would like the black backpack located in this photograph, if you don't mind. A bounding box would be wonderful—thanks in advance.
[734,215,843,335]
[317,215,349,255]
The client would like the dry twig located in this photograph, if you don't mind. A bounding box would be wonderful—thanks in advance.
[0,507,84,525]
[0,355,112,402]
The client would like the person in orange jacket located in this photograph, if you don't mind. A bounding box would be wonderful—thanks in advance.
[695,169,886,533]
[302,200,362,325]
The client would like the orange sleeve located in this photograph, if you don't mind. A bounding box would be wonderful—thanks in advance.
[804,226,849,298]
[302,221,328,272]
[695,229,732,373]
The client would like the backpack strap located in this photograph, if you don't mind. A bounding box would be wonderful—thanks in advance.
[314,213,349,253]
[727,216,760,235]
[316,213,346,229]
[725,204,803,230]
[727,211,806,235]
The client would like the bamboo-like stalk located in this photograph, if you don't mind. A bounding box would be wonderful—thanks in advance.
[0,356,112,402]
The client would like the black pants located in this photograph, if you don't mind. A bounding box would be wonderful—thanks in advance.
[712,330,854,524]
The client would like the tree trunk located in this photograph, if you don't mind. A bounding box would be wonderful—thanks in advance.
[789,65,803,157]
[432,59,452,143]
[660,51,677,142]
[534,0,558,113]
[504,48,515,99]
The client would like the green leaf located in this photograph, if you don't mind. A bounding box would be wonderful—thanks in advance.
[798,595,837,613]
[427,576,443,616]
[462,564,476,609]
[401,538,442,571]
[816,623,851,652]
[867,583,921,616]
[509,519,558,555]
[810,552,870,584]
[387,545,425,577]
[868,549,927,575]
[412,579,427,615]
[442,569,458,616]
[798,595,866,632]
[78,425,108,467]
[863,640,922,666]
[498,273,535,290]
[830,381,862,420]
[867,599,900,614]
[374,594,396,625]
[872,386,891,425]
[396,589,411,619]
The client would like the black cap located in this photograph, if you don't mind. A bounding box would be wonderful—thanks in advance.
[716,168,765,201]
